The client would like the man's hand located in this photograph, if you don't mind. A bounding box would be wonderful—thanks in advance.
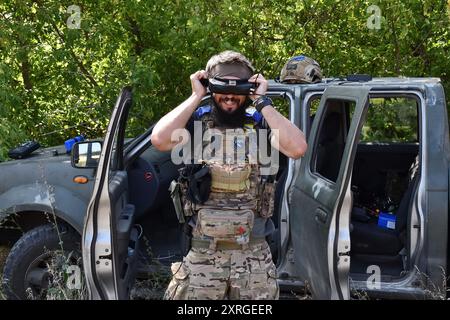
[248,73,268,101]
[151,71,206,152]
[190,70,208,99]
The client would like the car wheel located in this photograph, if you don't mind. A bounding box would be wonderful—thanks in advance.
[2,223,82,300]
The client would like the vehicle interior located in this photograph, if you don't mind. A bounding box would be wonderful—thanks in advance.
[309,94,420,282]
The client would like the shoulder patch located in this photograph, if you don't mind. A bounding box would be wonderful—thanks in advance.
[245,108,263,125]
[194,105,212,120]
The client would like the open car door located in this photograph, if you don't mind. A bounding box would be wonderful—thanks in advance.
[290,85,369,299]
[82,87,139,300]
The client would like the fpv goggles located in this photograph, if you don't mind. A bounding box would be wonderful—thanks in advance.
[200,77,255,95]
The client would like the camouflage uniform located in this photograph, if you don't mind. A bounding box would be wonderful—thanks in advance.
[164,240,278,300]
[164,105,279,300]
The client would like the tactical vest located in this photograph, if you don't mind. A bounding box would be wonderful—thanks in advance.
[179,106,276,247]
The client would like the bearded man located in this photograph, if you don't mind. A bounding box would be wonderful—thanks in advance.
[151,50,307,300]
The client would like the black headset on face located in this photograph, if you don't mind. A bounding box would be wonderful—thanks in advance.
[200,77,256,95]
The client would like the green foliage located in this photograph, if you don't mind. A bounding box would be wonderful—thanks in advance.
[0,118,28,160]
[0,0,449,161]
[362,97,419,142]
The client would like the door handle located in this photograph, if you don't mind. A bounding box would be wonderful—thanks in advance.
[315,208,328,224]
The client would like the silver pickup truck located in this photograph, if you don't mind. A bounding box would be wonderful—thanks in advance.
[1,77,448,300]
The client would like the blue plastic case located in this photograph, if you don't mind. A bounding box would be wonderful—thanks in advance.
[378,212,396,230]
[65,135,85,153]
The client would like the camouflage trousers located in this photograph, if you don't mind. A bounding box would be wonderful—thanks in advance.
[164,240,279,300]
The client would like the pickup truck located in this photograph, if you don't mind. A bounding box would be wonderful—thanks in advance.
[1,77,448,300]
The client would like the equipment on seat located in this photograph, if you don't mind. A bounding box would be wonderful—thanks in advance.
[351,158,419,256]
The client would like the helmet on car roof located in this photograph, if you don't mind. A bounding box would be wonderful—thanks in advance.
[280,55,322,84]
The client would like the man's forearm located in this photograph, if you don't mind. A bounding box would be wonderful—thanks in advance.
[151,94,202,151]
[261,106,307,159]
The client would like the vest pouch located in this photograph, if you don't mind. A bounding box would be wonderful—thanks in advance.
[259,180,277,218]
[209,163,251,193]
[179,164,211,204]
[196,209,254,245]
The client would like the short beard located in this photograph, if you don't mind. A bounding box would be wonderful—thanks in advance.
[211,97,250,128]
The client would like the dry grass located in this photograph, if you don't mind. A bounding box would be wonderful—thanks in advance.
[36,249,88,300]
[129,234,172,300]
[131,270,172,300]
[0,245,10,300]
[0,245,8,270]
[0,238,172,300]
[413,265,448,300]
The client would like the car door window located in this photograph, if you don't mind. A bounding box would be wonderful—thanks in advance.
[271,95,290,118]
[361,96,418,143]
[109,94,134,174]
[124,101,152,140]
[312,99,356,183]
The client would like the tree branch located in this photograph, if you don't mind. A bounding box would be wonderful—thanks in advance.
[126,16,144,56]
[48,20,100,89]
[20,54,33,91]
[387,13,401,75]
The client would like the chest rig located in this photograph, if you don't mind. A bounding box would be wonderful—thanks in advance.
[176,106,276,249]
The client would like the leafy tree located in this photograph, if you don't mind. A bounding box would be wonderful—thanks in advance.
[0,0,449,161]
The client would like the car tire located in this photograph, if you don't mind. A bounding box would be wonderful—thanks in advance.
[2,223,81,300]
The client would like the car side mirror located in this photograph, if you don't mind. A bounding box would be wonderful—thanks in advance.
[71,141,102,168]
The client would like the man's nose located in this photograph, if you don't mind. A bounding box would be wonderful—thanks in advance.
[223,94,237,100]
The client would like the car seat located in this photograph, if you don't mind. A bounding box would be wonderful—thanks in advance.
[351,158,419,256]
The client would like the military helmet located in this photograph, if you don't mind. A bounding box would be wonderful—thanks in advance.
[280,55,322,84]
